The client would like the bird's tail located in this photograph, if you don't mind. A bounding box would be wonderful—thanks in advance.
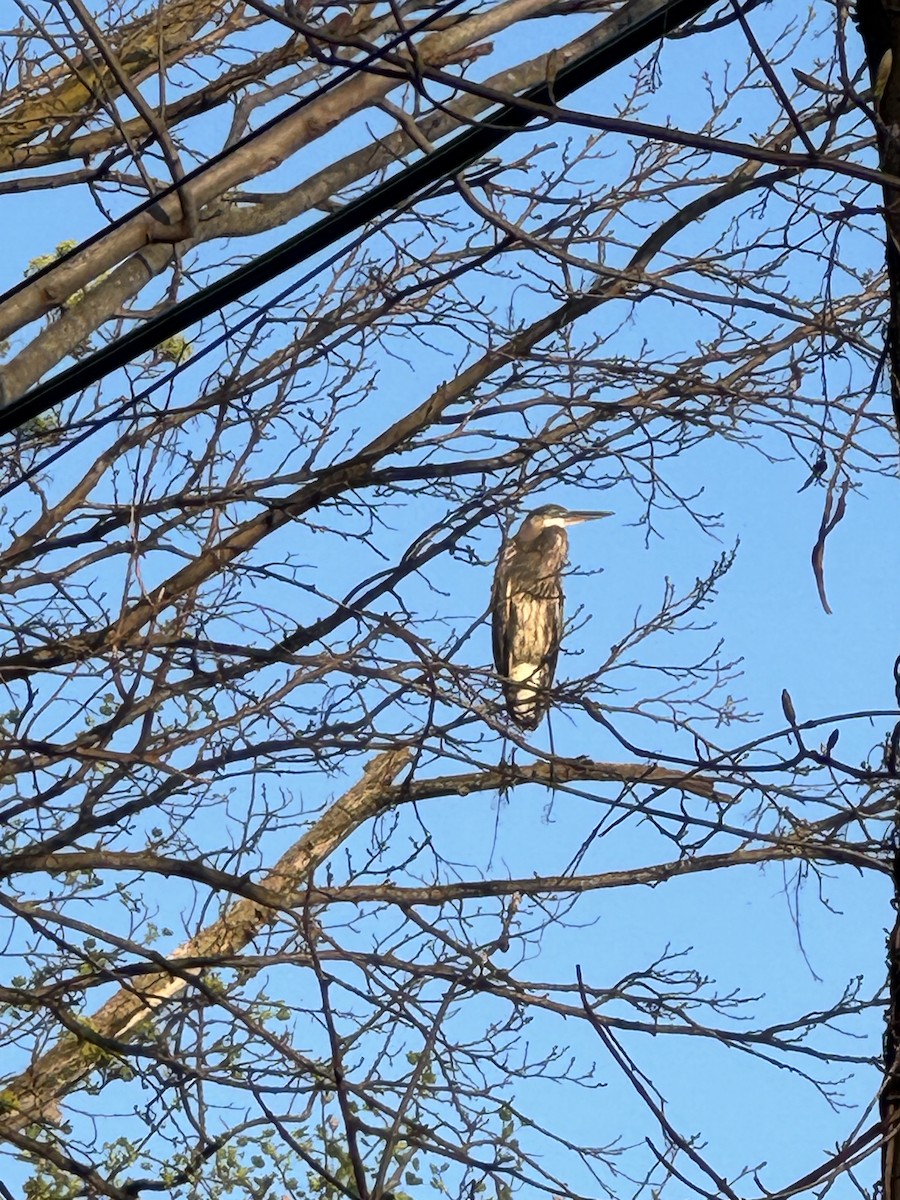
[504,663,549,730]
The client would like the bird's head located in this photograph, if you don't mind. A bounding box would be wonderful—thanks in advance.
[518,503,613,537]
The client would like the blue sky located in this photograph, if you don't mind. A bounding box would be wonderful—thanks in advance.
[1,1,897,1196]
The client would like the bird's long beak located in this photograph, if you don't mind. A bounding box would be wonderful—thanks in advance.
[562,510,613,525]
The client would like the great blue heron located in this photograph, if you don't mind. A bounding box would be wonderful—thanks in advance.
[491,504,612,730]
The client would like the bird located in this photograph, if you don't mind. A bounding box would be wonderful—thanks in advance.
[491,504,612,730]
[797,449,827,493]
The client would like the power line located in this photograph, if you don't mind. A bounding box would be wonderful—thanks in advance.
[0,0,467,312]
[0,172,453,503]
[0,0,717,437]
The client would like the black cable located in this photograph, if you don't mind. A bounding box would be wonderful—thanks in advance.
[0,172,456,503]
[0,0,468,312]
[0,0,717,436]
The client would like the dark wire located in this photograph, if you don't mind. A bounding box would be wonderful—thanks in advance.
[0,172,453,503]
[0,0,468,310]
[0,0,716,438]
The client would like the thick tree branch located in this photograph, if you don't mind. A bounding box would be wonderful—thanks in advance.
[0,747,410,1132]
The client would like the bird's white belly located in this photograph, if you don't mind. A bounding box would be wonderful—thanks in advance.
[505,595,555,728]
[509,660,540,684]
